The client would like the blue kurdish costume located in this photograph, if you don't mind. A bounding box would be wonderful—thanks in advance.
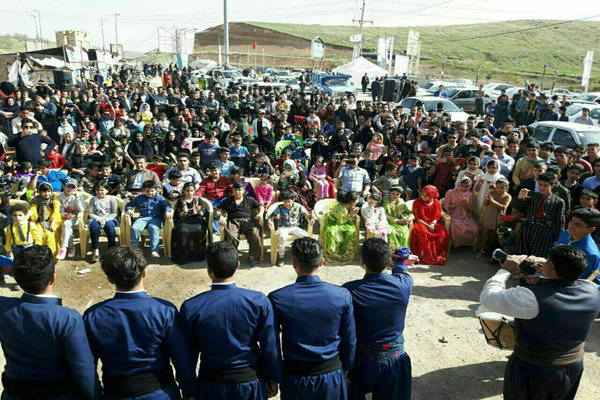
[268,275,356,400]
[342,247,414,400]
[180,283,281,400]
[0,293,100,400]
[83,291,196,400]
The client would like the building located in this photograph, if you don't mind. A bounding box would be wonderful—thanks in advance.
[55,30,91,49]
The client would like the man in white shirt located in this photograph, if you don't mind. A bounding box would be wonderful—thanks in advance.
[163,153,202,188]
[480,245,600,400]
[11,109,41,134]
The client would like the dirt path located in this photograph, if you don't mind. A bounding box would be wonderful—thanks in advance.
[1,246,599,399]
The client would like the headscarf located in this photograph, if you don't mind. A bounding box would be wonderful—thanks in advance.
[280,159,299,189]
[454,176,473,198]
[421,185,439,199]
[474,160,503,215]
[31,183,55,229]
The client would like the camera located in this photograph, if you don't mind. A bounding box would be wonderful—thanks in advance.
[492,249,538,275]
[483,150,494,156]
[527,191,542,198]
[497,226,513,234]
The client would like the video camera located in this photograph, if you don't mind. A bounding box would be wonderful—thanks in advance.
[492,249,538,275]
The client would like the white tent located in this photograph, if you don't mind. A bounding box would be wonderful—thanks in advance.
[332,56,388,89]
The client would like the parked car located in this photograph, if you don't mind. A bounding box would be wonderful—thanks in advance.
[210,69,257,87]
[291,68,305,78]
[276,76,312,94]
[444,87,492,113]
[549,88,574,97]
[572,92,600,104]
[398,96,471,123]
[416,81,461,96]
[529,121,600,148]
[565,104,600,125]
[483,83,516,98]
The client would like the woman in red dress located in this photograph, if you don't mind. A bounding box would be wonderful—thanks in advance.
[410,185,450,265]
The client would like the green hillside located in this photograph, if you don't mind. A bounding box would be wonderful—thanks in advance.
[0,33,54,53]
[251,20,600,87]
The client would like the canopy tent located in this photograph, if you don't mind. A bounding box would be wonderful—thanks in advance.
[332,56,388,89]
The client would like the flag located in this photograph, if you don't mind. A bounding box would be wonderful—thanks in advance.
[252,42,256,50]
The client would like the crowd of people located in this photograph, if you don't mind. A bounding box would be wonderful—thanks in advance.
[0,60,598,400]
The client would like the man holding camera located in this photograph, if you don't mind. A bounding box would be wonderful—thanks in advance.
[480,245,600,400]
[334,153,371,206]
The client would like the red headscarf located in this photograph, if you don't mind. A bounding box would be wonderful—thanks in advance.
[421,185,439,199]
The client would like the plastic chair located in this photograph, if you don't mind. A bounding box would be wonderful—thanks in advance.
[275,140,292,158]
[405,199,452,251]
[267,201,313,264]
[123,207,174,258]
[163,197,215,247]
[312,198,360,259]
[219,208,265,260]
[78,196,127,256]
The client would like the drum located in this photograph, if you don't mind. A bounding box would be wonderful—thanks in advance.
[476,305,515,350]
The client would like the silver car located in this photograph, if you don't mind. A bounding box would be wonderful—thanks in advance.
[529,121,600,148]
[445,87,492,113]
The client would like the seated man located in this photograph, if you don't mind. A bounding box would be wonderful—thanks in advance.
[267,190,313,267]
[125,180,173,258]
[119,155,161,200]
[28,159,69,192]
[216,180,264,266]
[334,153,371,206]
[196,161,233,235]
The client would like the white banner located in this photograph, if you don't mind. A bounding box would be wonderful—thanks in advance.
[377,37,386,67]
[394,54,409,76]
[582,50,594,91]
[352,43,361,60]
[349,34,362,43]
[311,38,324,59]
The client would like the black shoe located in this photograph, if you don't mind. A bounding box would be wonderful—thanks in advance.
[276,257,285,267]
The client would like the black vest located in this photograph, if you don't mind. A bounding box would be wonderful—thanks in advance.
[514,279,600,351]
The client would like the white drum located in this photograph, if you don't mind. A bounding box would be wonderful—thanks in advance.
[476,305,515,350]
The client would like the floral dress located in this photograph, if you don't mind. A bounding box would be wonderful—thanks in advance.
[363,204,391,242]
[384,198,412,250]
[320,203,358,264]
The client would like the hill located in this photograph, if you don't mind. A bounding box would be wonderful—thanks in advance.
[0,33,54,54]
[194,20,600,88]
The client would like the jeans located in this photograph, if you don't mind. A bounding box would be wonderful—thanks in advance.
[89,219,119,250]
[208,198,226,235]
[130,216,163,253]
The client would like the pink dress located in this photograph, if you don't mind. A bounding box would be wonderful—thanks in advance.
[443,189,479,247]
[254,184,273,206]
[309,165,334,199]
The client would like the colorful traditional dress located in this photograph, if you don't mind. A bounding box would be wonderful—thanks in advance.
[363,203,391,242]
[410,186,449,265]
[309,164,334,199]
[320,203,358,264]
[29,195,62,255]
[444,187,478,247]
[384,198,412,250]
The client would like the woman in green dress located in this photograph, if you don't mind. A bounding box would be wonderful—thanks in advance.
[320,191,360,264]
[384,186,414,250]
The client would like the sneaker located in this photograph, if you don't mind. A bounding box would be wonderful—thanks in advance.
[249,257,259,267]
[151,251,160,258]
[276,257,285,267]
[67,247,76,258]
[56,248,67,260]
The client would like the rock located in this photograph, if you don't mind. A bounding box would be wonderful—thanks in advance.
[439,336,449,343]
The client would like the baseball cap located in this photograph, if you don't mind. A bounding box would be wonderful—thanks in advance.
[64,178,78,187]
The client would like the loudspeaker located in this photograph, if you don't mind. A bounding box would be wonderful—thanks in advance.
[382,79,401,102]
[53,70,73,91]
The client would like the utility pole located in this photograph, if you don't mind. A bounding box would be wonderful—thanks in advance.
[541,64,548,91]
[441,57,446,79]
[114,13,120,50]
[223,0,230,65]
[31,14,40,45]
[100,19,106,52]
[34,9,42,44]
[352,0,373,57]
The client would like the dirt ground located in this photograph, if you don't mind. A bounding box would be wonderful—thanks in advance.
[0,236,599,400]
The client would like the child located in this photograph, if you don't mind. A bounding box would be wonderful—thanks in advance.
[88,180,121,260]
[5,203,43,259]
[309,156,334,199]
[29,183,62,256]
[110,146,127,175]
[443,177,478,250]
[15,162,34,185]
[157,112,170,132]
[56,178,86,260]
[320,190,360,264]
[409,185,450,265]
[147,155,167,180]
[267,190,312,266]
[0,164,25,199]
[163,170,184,201]
[384,186,413,250]
[473,160,503,218]
[457,156,483,185]
[282,126,296,141]
[46,148,67,170]
[57,117,75,143]
[254,174,273,208]
[362,193,391,242]
[217,147,235,177]
[125,180,173,258]
[286,139,306,163]
[80,162,100,194]
[497,202,527,255]
[478,178,511,257]
[358,149,378,180]
[561,164,584,207]
[400,155,425,200]
[249,152,272,177]
[229,136,249,167]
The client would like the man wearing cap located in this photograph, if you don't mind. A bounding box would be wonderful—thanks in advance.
[252,110,272,136]
[163,152,202,189]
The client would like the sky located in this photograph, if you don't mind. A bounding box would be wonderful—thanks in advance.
[1,0,599,53]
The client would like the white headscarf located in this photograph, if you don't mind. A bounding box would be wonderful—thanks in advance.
[474,160,503,216]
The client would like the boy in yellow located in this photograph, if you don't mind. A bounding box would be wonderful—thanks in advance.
[5,203,43,258]
[29,182,62,255]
